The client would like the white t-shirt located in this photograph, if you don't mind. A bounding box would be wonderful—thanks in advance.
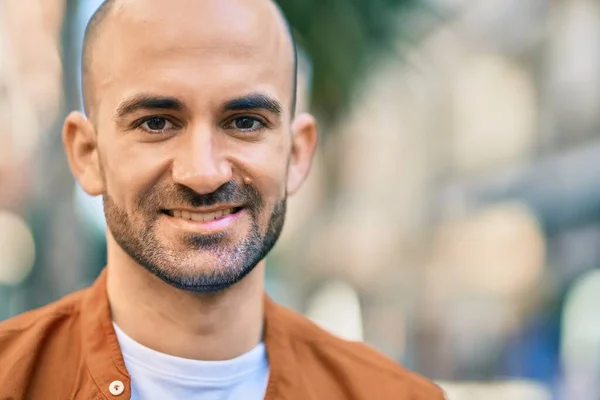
[113,323,270,400]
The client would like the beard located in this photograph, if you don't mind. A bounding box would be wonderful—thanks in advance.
[103,180,286,293]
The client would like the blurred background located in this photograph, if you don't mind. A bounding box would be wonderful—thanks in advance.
[1,0,599,399]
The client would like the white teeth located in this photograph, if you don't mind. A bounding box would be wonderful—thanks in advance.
[191,213,202,221]
[170,208,235,222]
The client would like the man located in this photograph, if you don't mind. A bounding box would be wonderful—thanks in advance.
[0,0,445,399]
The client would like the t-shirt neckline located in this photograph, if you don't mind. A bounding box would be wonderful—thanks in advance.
[112,322,268,383]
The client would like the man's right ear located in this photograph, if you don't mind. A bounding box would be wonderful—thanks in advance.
[62,111,105,196]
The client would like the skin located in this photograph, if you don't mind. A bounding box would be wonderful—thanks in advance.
[62,0,317,360]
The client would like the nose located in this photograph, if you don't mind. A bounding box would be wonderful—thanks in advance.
[171,126,233,194]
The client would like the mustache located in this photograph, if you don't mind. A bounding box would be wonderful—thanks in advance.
[139,180,263,210]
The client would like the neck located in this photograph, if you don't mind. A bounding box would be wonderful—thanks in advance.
[105,233,265,361]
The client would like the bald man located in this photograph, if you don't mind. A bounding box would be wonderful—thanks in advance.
[0,1,444,399]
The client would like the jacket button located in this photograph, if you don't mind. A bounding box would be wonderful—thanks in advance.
[109,380,125,396]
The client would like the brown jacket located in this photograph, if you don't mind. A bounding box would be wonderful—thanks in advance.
[0,270,444,400]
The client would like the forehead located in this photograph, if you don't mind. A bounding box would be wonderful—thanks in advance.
[92,0,293,117]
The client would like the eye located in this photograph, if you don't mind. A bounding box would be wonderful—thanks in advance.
[138,117,176,133]
[229,117,265,132]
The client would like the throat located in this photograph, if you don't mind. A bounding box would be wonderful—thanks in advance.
[106,260,266,361]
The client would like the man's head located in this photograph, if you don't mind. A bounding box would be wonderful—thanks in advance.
[63,0,317,292]
[81,0,299,120]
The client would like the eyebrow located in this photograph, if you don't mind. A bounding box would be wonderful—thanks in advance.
[115,94,186,119]
[222,94,283,115]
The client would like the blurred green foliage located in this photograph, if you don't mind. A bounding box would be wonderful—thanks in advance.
[276,0,434,125]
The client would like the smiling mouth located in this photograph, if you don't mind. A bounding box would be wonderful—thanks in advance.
[162,207,244,222]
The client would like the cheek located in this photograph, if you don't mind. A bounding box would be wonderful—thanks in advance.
[99,138,170,212]
[230,138,289,202]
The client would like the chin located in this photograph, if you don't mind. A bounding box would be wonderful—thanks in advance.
[140,255,258,294]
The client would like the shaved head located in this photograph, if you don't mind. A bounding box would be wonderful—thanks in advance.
[81,0,298,120]
[80,0,114,116]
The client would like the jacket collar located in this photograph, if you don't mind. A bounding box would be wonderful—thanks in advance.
[81,269,132,399]
[80,269,312,400]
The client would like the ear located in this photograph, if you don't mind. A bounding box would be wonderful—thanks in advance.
[62,111,105,196]
[287,113,318,196]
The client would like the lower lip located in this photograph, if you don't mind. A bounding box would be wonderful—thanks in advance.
[163,209,245,233]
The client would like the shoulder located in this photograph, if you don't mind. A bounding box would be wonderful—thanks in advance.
[275,303,445,399]
[0,285,103,397]
[0,288,87,353]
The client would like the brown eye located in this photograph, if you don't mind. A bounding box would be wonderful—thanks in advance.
[232,117,263,131]
[140,117,174,132]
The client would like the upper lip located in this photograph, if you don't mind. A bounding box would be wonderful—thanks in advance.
[164,205,243,214]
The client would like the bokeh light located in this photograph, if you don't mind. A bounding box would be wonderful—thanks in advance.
[0,211,36,286]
